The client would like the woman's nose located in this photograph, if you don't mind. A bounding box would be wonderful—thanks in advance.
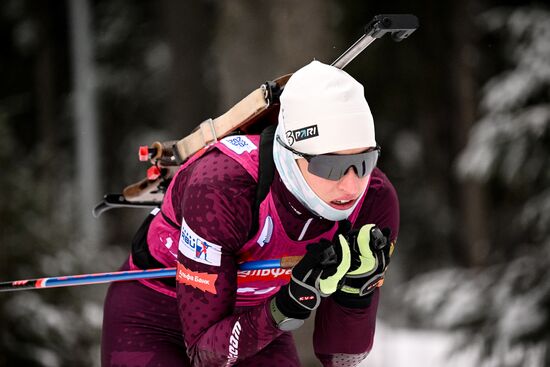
[337,167,361,195]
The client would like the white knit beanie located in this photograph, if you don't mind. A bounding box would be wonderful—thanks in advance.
[278,60,376,154]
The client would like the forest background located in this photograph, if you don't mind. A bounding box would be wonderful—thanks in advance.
[0,1,548,366]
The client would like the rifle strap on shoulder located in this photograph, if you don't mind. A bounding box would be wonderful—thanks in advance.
[174,88,269,163]
[249,125,276,237]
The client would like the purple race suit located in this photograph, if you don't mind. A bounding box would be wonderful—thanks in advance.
[101,134,400,367]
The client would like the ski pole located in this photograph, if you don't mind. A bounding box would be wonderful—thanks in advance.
[0,256,303,293]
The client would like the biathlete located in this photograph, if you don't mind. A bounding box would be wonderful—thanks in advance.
[101,60,400,366]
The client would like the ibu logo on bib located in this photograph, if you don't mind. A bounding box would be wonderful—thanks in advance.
[179,217,222,266]
[221,136,257,154]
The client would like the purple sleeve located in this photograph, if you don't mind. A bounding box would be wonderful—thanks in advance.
[313,169,400,366]
[173,150,283,366]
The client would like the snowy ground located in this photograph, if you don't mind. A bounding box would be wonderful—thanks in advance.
[363,322,476,367]
[294,317,475,367]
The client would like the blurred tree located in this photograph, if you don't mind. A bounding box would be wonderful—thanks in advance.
[457,5,550,253]
[213,0,341,107]
[1,1,120,366]
[404,5,550,367]
[94,0,167,245]
[158,0,219,135]
[450,0,491,266]
[0,0,105,365]
[69,0,101,245]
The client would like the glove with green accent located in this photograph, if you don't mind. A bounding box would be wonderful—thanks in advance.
[333,224,393,308]
[316,220,354,297]
[270,221,352,330]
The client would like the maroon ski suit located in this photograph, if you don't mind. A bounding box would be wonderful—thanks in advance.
[102,135,399,366]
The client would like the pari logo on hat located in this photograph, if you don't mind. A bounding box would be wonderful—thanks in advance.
[286,124,319,146]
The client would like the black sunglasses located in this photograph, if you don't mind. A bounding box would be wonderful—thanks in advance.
[276,135,380,181]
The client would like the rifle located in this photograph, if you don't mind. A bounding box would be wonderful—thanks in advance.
[93,14,418,217]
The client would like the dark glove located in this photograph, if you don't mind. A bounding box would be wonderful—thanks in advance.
[333,224,393,308]
[270,221,352,329]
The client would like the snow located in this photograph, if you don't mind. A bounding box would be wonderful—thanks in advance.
[28,347,60,367]
[384,241,550,367]
[482,70,536,112]
[364,322,476,367]
[457,6,550,188]
[348,318,546,367]
[521,189,550,233]
[392,130,422,170]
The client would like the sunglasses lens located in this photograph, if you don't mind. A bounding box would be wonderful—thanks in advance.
[308,151,378,181]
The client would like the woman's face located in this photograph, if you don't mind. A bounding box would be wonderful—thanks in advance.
[296,147,371,210]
